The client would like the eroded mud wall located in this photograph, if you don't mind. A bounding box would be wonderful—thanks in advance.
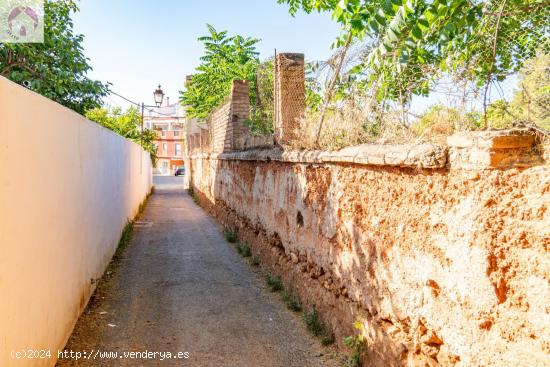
[189,147,549,367]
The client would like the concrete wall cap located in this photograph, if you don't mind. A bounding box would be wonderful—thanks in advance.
[194,143,448,168]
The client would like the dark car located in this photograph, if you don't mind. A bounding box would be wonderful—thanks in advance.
[175,166,185,176]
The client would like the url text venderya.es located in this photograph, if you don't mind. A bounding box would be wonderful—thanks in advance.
[12,349,190,361]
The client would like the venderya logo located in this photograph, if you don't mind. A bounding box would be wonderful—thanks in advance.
[7,6,39,39]
[0,0,43,43]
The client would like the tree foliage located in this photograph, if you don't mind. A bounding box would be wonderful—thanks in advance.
[180,24,260,120]
[85,107,158,165]
[278,0,550,104]
[0,0,109,114]
[412,52,550,136]
[250,58,275,134]
[486,51,550,129]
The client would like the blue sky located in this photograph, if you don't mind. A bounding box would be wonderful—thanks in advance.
[73,0,340,109]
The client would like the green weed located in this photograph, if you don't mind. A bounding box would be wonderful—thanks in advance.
[187,186,200,205]
[249,256,260,267]
[138,187,154,214]
[237,243,252,257]
[112,221,133,263]
[281,289,302,312]
[343,322,367,367]
[265,274,284,292]
[224,229,238,243]
[302,306,334,345]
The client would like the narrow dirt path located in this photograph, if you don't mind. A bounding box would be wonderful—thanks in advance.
[57,184,340,366]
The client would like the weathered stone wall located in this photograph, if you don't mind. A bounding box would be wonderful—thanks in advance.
[188,132,549,367]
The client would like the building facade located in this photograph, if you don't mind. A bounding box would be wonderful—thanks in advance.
[143,98,185,175]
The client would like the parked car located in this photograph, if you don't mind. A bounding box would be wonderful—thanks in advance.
[175,166,185,176]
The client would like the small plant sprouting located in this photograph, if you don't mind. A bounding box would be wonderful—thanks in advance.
[302,306,334,345]
[224,229,238,243]
[187,186,200,205]
[249,256,260,267]
[237,243,252,257]
[113,220,133,261]
[138,187,154,214]
[281,289,302,312]
[344,322,367,367]
[302,307,323,336]
[321,333,335,346]
[265,274,284,292]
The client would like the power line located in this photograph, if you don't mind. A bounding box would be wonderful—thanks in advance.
[108,89,182,118]
[108,90,140,107]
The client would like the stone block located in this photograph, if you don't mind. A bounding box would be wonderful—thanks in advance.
[448,129,542,169]
[480,134,535,149]
[384,148,409,165]
[447,133,475,148]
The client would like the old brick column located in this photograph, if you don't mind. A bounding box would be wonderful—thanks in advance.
[274,53,305,145]
[199,128,210,153]
[230,80,250,149]
[210,80,250,153]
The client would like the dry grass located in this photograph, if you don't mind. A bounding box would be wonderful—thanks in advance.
[290,102,418,151]
[288,95,549,151]
[410,105,474,145]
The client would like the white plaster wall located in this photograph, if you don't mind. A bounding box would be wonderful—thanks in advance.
[0,77,152,366]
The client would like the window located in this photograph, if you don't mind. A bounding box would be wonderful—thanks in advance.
[161,131,166,137]
[163,143,167,151]
[175,143,181,156]
[174,131,180,137]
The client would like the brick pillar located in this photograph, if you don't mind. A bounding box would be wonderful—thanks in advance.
[192,134,200,153]
[229,80,249,150]
[274,53,305,145]
[210,80,250,153]
[200,128,210,153]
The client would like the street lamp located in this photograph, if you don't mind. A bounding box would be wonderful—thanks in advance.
[153,85,164,107]
[141,84,165,138]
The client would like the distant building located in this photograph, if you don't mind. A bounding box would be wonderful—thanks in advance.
[143,97,185,175]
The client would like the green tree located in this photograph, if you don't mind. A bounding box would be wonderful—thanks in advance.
[475,52,549,130]
[250,58,275,134]
[0,0,109,114]
[85,107,158,166]
[510,51,550,129]
[180,24,260,120]
[278,0,549,105]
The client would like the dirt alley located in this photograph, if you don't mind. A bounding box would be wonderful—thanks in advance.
[57,181,340,366]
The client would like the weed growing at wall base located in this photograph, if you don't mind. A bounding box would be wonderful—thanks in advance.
[281,289,302,312]
[302,307,334,345]
[223,229,238,243]
[138,187,154,215]
[237,243,251,257]
[249,255,260,267]
[111,221,133,263]
[118,224,131,244]
[187,186,200,206]
[343,322,367,367]
[265,274,283,292]
[110,187,152,269]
